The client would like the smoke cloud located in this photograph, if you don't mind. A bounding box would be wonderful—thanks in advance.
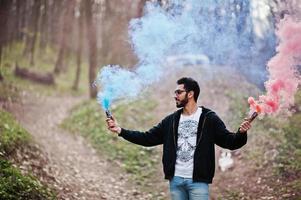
[96,0,276,110]
[249,16,301,116]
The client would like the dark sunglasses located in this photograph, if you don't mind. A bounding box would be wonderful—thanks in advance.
[174,89,187,95]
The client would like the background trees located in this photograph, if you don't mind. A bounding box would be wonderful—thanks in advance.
[0,0,297,97]
[0,0,146,97]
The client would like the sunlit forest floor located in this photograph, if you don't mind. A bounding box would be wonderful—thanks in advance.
[6,92,155,199]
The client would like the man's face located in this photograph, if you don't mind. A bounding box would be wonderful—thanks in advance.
[174,84,188,108]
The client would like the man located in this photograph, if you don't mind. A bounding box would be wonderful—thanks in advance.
[106,77,251,200]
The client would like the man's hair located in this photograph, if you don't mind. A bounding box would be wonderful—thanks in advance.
[177,77,200,102]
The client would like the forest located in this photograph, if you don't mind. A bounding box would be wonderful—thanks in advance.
[0,0,300,199]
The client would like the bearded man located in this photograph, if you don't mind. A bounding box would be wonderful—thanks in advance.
[106,77,251,200]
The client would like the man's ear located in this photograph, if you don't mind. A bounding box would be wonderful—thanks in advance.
[188,91,194,99]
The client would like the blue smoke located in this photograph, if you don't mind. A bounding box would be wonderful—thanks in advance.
[96,0,276,110]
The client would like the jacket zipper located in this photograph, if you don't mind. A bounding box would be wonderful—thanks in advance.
[196,116,207,146]
[173,116,176,148]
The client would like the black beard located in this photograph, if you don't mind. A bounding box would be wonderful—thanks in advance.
[176,94,188,108]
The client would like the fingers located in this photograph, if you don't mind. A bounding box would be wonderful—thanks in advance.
[106,116,120,134]
[108,126,117,132]
[107,123,121,134]
[106,121,116,131]
[106,117,114,122]
[106,119,115,128]
[106,116,116,124]
[239,121,252,133]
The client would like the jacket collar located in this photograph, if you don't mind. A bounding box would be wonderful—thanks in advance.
[174,106,214,117]
[173,106,215,146]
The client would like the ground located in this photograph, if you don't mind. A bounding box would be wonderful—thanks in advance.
[4,91,153,200]
[2,68,299,199]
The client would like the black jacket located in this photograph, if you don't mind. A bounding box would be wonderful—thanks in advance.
[119,106,247,183]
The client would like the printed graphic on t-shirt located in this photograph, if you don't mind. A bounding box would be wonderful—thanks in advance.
[177,120,198,163]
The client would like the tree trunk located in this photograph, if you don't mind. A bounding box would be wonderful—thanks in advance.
[72,0,84,91]
[54,0,75,74]
[15,65,55,85]
[39,0,48,51]
[19,0,27,42]
[0,0,12,67]
[101,0,112,64]
[22,1,32,56]
[85,0,97,98]
[49,0,57,45]
[5,1,14,51]
[15,0,22,41]
[0,46,2,69]
[29,0,41,66]
[54,43,66,74]
[136,0,147,17]
[0,50,3,81]
[22,0,41,66]
[0,69,3,81]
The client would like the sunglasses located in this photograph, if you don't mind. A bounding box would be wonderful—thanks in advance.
[174,89,187,95]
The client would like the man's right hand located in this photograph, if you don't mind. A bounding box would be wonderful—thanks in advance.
[106,116,122,134]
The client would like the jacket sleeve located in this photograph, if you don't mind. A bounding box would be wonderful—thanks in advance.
[211,114,247,150]
[118,120,164,147]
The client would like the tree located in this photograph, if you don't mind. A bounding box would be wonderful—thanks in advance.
[100,0,112,65]
[85,0,98,98]
[54,0,75,74]
[39,0,49,51]
[136,0,147,17]
[0,0,12,68]
[22,0,41,66]
[49,0,64,45]
[15,0,22,41]
[29,0,41,66]
[72,0,84,91]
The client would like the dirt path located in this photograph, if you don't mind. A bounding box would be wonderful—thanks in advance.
[8,92,151,200]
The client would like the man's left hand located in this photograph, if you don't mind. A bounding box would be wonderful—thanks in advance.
[239,119,252,133]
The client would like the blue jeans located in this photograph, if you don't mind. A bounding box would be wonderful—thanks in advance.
[169,176,209,200]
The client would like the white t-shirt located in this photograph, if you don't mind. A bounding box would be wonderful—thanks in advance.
[174,107,202,178]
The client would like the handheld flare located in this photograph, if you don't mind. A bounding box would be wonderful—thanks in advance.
[248,112,258,123]
[105,110,113,119]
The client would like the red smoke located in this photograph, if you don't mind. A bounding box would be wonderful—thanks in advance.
[249,16,301,115]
